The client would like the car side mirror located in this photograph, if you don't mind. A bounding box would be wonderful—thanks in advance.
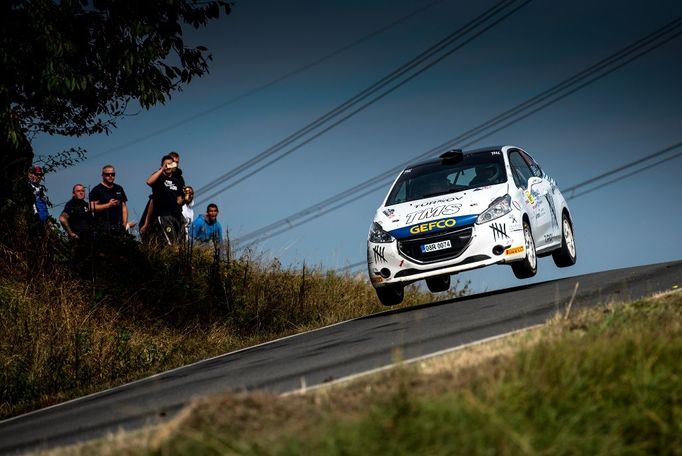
[528,176,550,195]
[528,176,543,186]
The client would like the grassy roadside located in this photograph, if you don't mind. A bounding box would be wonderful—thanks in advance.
[60,290,682,455]
[0,239,467,420]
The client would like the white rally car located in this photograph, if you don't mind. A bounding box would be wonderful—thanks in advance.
[367,146,576,305]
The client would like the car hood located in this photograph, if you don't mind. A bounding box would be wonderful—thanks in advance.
[375,183,508,240]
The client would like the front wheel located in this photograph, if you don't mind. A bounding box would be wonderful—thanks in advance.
[375,284,404,306]
[552,213,577,267]
[511,220,537,279]
[426,274,450,293]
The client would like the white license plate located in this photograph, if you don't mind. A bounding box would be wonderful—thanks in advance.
[420,239,452,253]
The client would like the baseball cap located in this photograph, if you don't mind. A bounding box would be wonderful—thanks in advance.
[29,165,44,175]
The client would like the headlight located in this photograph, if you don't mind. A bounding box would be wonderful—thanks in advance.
[368,222,395,243]
[476,194,512,224]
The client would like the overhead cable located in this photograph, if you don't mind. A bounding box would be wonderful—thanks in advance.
[234,17,682,247]
[87,0,448,160]
[194,0,531,204]
[337,141,682,273]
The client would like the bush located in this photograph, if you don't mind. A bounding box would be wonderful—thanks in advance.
[0,234,466,418]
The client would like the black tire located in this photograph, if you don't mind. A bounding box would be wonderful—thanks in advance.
[425,274,450,293]
[376,284,404,306]
[552,213,577,267]
[511,220,537,279]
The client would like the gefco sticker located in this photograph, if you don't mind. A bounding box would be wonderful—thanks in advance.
[409,217,457,235]
[389,214,478,239]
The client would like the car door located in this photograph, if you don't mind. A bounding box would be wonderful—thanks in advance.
[523,151,562,245]
[508,150,552,247]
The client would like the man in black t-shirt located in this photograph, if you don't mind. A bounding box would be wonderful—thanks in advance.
[89,165,128,233]
[145,155,184,244]
[59,184,92,240]
[139,151,186,239]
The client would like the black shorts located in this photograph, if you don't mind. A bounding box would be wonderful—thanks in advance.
[156,215,182,244]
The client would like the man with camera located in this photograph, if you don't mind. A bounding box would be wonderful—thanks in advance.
[145,155,185,244]
[89,165,128,233]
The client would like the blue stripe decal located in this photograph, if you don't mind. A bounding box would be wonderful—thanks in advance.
[389,214,478,239]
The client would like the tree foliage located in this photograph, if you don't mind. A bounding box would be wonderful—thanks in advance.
[0,0,230,241]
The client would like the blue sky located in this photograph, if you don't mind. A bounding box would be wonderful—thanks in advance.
[35,0,682,293]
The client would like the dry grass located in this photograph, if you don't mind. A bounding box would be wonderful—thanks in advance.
[0,237,468,420]
[47,290,682,455]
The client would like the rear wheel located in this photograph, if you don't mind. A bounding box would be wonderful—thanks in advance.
[552,213,577,267]
[511,220,537,279]
[426,274,451,293]
[376,284,404,306]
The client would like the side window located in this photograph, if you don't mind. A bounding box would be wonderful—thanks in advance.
[392,182,406,204]
[521,151,543,178]
[508,151,534,189]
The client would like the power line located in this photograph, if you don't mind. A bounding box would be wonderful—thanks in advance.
[195,0,521,197]
[567,148,682,200]
[562,141,682,194]
[337,140,682,273]
[233,17,682,247]
[194,0,531,204]
[86,0,448,160]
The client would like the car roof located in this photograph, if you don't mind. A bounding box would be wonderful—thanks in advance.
[406,145,509,169]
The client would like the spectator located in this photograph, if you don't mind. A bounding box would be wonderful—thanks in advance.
[191,203,222,243]
[59,184,92,240]
[146,155,184,244]
[138,194,153,240]
[181,186,195,240]
[192,203,223,243]
[139,151,185,238]
[27,165,51,223]
[89,165,128,233]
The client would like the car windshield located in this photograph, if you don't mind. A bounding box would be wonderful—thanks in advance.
[385,151,507,205]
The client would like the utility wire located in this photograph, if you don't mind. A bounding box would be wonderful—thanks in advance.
[195,0,519,197]
[337,141,682,272]
[567,148,682,200]
[233,17,682,247]
[562,141,682,194]
[87,0,447,160]
[194,0,530,203]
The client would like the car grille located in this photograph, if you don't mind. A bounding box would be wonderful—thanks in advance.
[398,226,473,263]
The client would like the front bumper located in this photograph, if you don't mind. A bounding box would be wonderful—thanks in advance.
[367,212,525,287]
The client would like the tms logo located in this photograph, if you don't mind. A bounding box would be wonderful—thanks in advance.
[409,218,456,235]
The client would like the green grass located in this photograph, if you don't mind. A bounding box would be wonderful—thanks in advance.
[0,236,465,419]
[134,291,682,455]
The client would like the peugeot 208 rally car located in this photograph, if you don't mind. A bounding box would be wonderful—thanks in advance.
[367,146,576,305]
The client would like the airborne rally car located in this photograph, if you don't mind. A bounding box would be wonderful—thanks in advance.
[367,146,576,305]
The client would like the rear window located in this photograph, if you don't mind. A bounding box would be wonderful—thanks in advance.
[386,151,507,206]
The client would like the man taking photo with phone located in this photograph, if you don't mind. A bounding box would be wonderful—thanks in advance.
[145,155,184,245]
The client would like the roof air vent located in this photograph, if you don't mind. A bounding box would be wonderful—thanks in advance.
[439,149,463,162]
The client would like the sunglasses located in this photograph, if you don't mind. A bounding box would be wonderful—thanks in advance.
[102,173,116,177]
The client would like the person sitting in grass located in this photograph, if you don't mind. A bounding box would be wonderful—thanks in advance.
[191,203,222,244]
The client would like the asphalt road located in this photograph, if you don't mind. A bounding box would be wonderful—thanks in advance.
[1,260,680,454]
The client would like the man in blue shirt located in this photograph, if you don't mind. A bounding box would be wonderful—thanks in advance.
[27,165,50,223]
[192,203,223,243]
